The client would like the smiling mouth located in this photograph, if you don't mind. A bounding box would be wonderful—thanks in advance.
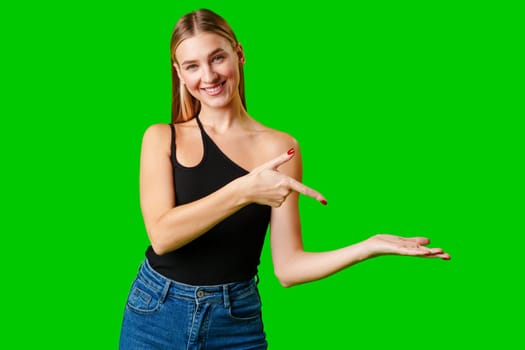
[201,81,226,95]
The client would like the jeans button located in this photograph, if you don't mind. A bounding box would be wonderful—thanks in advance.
[197,290,204,297]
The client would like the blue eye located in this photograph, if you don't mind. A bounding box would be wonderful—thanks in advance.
[212,55,224,63]
[186,64,198,71]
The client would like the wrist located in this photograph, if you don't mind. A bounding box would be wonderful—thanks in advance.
[354,239,377,261]
[229,175,252,207]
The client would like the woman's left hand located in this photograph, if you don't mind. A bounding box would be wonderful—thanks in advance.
[361,234,451,260]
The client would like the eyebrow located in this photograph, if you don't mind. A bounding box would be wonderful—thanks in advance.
[181,48,227,66]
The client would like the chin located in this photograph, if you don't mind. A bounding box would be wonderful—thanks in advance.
[203,100,233,109]
[200,94,235,109]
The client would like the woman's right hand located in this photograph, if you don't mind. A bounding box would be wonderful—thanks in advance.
[239,148,327,207]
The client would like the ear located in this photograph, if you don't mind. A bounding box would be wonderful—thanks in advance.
[173,61,184,83]
[236,43,246,65]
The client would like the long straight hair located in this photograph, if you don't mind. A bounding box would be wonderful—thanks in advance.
[170,9,246,124]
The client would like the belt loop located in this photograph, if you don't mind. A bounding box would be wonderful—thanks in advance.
[223,285,230,308]
[160,279,171,304]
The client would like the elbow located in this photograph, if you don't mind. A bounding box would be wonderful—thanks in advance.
[274,268,298,288]
[148,226,186,256]
[151,242,168,256]
[147,226,172,256]
[279,279,294,288]
[148,225,187,255]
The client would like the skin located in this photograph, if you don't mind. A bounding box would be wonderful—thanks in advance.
[139,32,450,288]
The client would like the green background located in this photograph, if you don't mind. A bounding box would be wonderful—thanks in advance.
[1,0,523,348]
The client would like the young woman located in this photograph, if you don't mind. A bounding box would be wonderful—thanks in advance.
[119,8,450,350]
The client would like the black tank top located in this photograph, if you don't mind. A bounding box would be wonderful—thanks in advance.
[145,117,271,285]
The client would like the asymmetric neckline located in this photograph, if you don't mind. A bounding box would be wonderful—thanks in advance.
[194,116,250,174]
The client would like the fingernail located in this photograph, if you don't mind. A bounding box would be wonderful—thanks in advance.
[287,148,295,155]
[320,199,327,205]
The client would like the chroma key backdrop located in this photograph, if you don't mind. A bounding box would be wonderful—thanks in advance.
[1,1,522,349]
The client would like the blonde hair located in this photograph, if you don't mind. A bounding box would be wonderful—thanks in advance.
[170,9,246,123]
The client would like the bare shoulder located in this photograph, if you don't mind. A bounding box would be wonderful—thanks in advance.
[143,123,171,138]
[249,118,302,178]
[252,120,299,156]
[142,123,172,152]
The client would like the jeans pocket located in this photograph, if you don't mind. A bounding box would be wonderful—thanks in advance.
[228,288,262,321]
[126,277,162,315]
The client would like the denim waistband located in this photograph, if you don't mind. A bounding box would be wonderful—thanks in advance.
[137,259,258,306]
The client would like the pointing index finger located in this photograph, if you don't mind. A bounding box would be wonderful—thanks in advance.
[287,177,327,205]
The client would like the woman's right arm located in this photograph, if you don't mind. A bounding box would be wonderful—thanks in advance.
[140,124,324,255]
[139,124,249,255]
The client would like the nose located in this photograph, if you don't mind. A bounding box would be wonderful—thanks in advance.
[202,64,219,84]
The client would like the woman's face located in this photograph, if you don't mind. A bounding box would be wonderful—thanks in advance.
[175,32,244,110]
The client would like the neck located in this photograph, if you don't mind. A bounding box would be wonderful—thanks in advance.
[198,98,248,132]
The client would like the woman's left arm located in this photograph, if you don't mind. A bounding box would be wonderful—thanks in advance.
[270,144,450,288]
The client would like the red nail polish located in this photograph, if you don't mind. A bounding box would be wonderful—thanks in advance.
[320,199,327,205]
[287,148,295,155]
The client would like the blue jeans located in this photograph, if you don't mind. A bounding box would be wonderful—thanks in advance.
[119,259,268,349]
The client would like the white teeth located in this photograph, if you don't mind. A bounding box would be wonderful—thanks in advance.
[205,85,221,93]
[203,83,223,94]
